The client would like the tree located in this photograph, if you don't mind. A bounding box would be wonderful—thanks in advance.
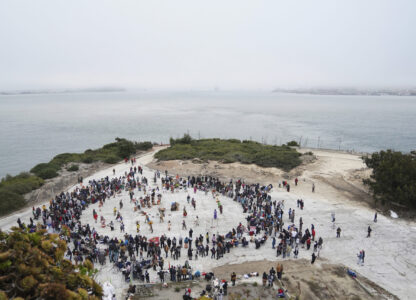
[363,150,416,208]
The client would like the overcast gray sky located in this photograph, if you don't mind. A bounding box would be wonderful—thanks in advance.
[0,0,415,90]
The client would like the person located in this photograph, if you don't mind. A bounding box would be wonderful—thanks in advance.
[214,209,217,220]
[374,212,377,223]
[218,288,224,300]
[262,272,267,286]
[367,226,372,238]
[294,247,299,259]
[312,183,315,193]
[231,272,236,286]
[357,250,364,265]
[222,281,228,295]
[127,284,136,295]
[311,252,317,264]
[183,288,192,300]
[276,263,283,280]
[295,177,298,186]
[336,227,341,238]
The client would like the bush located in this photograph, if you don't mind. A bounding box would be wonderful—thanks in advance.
[66,165,79,172]
[0,173,44,216]
[0,190,26,216]
[135,141,153,151]
[30,163,60,179]
[104,156,120,164]
[287,140,299,147]
[170,134,193,146]
[82,156,94,164]
[116,139,136,159]
[36,168,59,179]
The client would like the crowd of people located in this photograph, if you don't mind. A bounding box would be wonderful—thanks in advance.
[14,156,362,300]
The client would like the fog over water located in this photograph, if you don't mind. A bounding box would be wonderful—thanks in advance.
[0,91,415,178]
[0,0,415,90]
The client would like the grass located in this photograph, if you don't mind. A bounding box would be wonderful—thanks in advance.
[156,135,302,171]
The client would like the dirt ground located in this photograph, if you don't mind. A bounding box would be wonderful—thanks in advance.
[136,259,396,300]
[146,148,374,209]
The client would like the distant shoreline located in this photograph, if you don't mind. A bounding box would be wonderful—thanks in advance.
[273,88,416,96]
[0,87,125,96]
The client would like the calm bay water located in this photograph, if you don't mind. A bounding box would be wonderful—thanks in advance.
[0,90,415,178]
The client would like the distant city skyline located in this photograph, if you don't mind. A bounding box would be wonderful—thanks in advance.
[1,0,415,90]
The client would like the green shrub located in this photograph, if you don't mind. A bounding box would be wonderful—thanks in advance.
[170,134,193,146]
[36,168,59,179]
[66,165,79,172]
[104,156,119,164]
[81,156,93,164]
[0,190,26,216]
[135,141,153,151]
[287,140,299,147]
[0,173,44,216]
[30,163,60,179]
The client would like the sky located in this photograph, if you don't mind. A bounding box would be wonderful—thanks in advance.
[0,0,415,90]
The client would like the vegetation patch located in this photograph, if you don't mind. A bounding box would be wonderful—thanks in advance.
[0,138,153,216]
[363,150,416,209]
[287,140,299,147]
[66,164,79,172]
[0,173,44,216]
[156,135,302,171]
[0,228,102,299]
[30,138,153,180]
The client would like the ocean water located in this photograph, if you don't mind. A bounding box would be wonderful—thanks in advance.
[0,90,415,178]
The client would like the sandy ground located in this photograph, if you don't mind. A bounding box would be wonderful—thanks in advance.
[1,148,415,300]
[132,259,396,300]
[147,148,375,209]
